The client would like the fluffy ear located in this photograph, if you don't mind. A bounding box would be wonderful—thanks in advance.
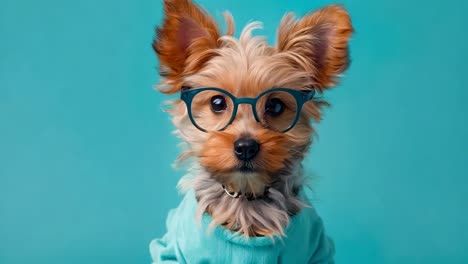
[277,5,354,90]
[153,0,221,93]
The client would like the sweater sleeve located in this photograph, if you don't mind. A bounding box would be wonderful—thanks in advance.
[149,209,184,264]
[307,217,335,264]
[149,234,179,264]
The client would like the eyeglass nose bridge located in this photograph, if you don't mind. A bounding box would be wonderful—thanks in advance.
[229,97,261,124]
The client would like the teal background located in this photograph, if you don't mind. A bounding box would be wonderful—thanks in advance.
[1,0,467,263]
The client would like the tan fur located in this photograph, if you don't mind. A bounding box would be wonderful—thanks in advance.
[277,4,354,90]
[153,0,353,237]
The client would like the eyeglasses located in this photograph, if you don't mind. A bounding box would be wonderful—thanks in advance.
[180,87,316,133]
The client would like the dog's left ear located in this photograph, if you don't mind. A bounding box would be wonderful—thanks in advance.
[153,0,221,93]
[277,5,354,90]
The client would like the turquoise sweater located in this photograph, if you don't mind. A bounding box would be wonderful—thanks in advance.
[150,189,334,263]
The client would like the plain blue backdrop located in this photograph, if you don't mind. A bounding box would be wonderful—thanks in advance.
[1,0,467,263]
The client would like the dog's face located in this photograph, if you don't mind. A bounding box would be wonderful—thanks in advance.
[154,0,352,197]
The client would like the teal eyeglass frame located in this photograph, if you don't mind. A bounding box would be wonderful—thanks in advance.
[180,87,316,133]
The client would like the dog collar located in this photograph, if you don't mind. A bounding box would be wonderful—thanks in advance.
[222,185,270,201]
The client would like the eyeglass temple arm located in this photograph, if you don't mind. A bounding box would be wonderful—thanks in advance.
[302,86,316,101]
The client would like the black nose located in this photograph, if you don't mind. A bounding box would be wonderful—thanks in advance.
[234,138,260,161]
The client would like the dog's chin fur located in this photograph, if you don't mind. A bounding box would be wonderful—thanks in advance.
[153,0,353,238]
[178,163,309,238]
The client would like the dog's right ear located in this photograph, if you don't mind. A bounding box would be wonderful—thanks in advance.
[153,0,221,94]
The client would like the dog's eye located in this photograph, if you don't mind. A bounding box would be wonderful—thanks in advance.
[210,95,227,113]
[265,98,284,117]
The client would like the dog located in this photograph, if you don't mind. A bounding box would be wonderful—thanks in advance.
[150,0,353,263]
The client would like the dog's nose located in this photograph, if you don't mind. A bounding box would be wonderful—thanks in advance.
[234,138,260,161]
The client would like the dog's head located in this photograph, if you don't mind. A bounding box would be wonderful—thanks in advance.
[153,0,353,236]
[154,0,353,195]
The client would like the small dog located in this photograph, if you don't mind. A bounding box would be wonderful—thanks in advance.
[150,0,353,263]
